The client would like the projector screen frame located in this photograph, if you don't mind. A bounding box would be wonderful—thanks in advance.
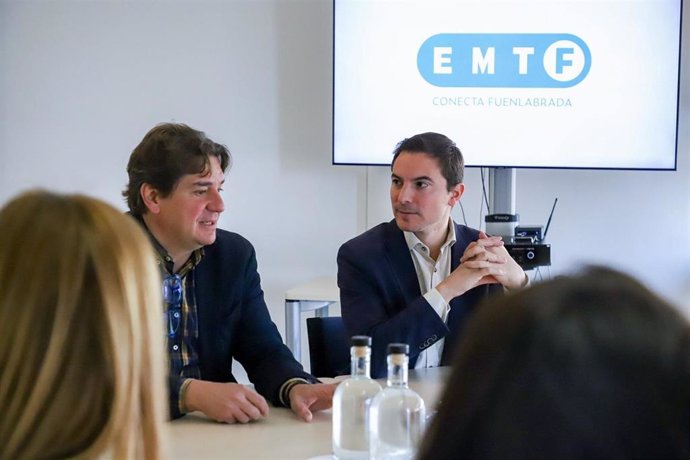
[331,0,683,172]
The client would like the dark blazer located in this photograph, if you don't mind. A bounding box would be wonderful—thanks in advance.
[168,229,317,418]
[337,220,501,378]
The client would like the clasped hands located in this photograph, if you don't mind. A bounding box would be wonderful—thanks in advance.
[436,231,526,302]
[185,379,336,424]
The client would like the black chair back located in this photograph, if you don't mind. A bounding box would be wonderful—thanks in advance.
[306,316,351,377]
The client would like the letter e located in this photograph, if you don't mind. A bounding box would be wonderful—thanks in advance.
[433,47,453,74]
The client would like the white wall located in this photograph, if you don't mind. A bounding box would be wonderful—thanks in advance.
[1,0,688,378]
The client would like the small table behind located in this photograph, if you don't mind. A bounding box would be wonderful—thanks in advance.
[170,367,449,459]
[284,276,339,363]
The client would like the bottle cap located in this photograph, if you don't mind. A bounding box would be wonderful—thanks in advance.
[351,335,371,347]
[387,343,409,354]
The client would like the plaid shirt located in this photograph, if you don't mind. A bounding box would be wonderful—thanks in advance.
[163,253,203,376]
[146,230,204,413]
[135,215,309,413]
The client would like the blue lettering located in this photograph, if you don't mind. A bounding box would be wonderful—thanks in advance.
[556,47,574,74]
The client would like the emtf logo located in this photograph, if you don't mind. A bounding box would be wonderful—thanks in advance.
[418,33,591,88]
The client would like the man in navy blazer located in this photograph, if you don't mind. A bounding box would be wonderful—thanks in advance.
[338,132,527,378]
[124,123,334,423]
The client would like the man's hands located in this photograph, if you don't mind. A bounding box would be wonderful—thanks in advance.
[288,383,337,422]
[184,380,270,424]
[469,231,526,290]
[436,231,527,303]
[184,380,336,424]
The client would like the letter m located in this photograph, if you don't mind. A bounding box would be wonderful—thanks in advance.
[472,47,495,74]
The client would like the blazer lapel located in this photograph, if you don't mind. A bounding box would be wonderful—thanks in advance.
[442,221,473,364]
[447,221,466,309]
[382,220,422,306]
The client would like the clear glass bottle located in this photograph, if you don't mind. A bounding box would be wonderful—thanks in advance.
[369,343,426,460]
[332,335,382,459]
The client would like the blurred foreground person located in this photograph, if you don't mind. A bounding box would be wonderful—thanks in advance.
[0,191,167,459]
[418,266,690,460]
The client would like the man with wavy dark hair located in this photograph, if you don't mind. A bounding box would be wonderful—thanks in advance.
[124,123,334,423]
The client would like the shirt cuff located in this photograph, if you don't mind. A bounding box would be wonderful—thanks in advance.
[178,378,194,414]
[505,272,530,292]
[278,378,310,407]
[424,288,451,322]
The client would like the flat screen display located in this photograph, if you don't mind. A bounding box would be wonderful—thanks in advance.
[333,0,682,169]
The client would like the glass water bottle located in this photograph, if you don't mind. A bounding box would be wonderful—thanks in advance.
[369,343,426,460]
[332,335,382,459]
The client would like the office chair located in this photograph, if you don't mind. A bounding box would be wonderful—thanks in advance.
[306,316,351,377]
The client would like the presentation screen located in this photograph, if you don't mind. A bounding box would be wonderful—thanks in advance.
[333,0,682,169]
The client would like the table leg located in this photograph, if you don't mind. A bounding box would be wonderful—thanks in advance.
[315,305,329,318]
[285,300,301,361]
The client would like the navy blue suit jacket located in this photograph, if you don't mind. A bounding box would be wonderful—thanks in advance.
[337,220,501,378]
[169,229,317,418]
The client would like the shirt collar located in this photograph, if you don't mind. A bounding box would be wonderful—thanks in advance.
[130,212,204,276]
[403,218,456,255]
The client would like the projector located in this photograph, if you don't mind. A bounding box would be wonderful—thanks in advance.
[515,225,544,243]
[504,243,551,270]
[488,198,557,270]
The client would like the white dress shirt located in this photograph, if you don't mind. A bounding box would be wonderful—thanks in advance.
[403,219,456,369]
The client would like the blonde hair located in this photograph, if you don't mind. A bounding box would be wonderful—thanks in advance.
[0,191,168,459]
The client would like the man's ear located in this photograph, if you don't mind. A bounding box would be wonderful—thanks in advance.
[140,183,162,214]
[448,183,465,206]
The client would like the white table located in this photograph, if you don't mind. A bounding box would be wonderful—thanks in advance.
[284,276,339,362]
[170,367,449,459]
